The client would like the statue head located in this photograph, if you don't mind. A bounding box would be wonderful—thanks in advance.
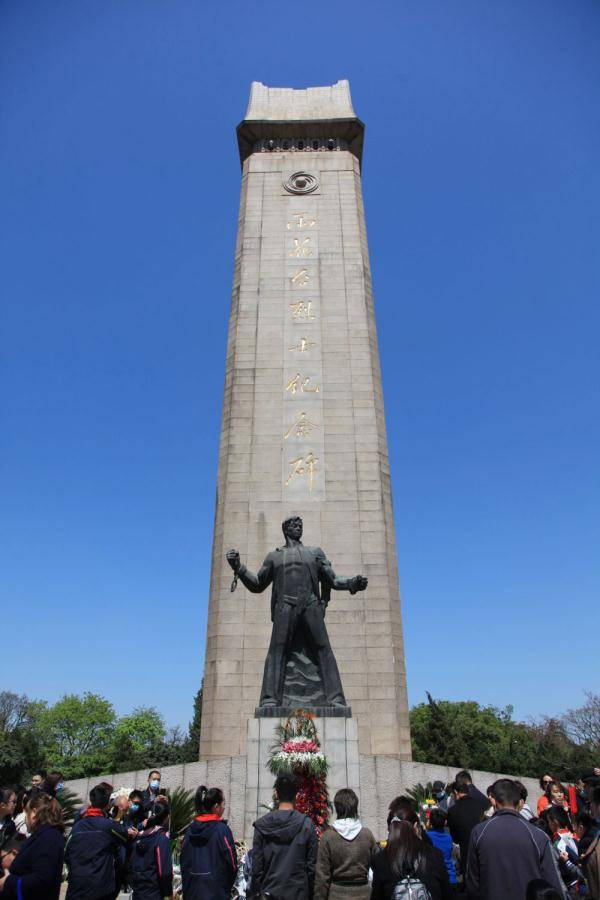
[282,516,303,540]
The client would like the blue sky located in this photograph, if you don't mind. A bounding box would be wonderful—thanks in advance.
[1,0,599,731]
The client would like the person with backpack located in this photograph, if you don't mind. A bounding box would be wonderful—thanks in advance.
[131,800,172,900]
[65,783,132,900]
[180,785,237,900]
[370,811,452,899]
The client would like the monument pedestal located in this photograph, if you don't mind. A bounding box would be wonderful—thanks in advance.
[244,714,360,840]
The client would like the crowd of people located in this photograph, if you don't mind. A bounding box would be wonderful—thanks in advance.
[0,765,599,899]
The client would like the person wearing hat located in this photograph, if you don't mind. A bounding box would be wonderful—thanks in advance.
[432,781,449,813]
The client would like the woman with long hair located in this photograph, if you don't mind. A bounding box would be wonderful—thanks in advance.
[39,773,64,801]
[180,785,237,900]
[131,800,172,900]
[0,793,65,899]
[371,811,452,899]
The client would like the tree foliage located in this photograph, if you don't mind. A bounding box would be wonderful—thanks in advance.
[562,692,600,751]
[0,685,204,783]
[0,692,46,784]
[110,706,166,772]
[410,694,597,781]
[37,692,116,778]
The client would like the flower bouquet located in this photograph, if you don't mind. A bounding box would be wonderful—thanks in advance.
[268,709,330,836]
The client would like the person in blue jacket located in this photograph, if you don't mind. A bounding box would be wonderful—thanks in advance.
[65,783,132,900]
[0,793,65,900]
[131,799,173,900]
[427,807,458,889]
[180,785,237,900]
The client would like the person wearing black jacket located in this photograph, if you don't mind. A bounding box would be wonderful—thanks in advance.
[0,793,65,900]
[0,789,17,851]
[454,772,490,809]
[466,779,565,900]
[131,800,172,900]
[65,784,131,900]
[370,813,452,900]
[180,785,237,900]
[249,773,318,900]
[447,780,488,870]
[140,770,164,818]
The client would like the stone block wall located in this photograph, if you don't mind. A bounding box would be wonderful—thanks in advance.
[66,754,542,842]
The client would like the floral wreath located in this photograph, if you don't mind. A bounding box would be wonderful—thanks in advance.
[267,709,330,835]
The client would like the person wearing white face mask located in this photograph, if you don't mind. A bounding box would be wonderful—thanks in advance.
[141,771,163,818]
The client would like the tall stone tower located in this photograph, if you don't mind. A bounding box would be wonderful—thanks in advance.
[200,81,411,765]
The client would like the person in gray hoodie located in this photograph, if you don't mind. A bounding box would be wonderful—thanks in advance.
[249,772,318,900]
[314,788,376,900]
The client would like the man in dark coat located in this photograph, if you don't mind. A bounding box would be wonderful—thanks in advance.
[140,769,165,817]
[250,773,318,900]
[466,778,565,900]
[65,783,131,900]
[454,770,490,808]
[447,780,488,871]
[227,516,367,708]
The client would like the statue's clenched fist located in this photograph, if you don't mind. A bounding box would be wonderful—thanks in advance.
[226,549,241,573]
[349,575,368,594]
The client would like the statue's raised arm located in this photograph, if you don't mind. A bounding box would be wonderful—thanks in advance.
[226,548,274,594]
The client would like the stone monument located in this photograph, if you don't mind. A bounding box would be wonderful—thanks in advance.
[200,80,412,807]
[64,83,545,840]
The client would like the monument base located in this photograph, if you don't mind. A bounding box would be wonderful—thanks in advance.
[245,714,360,839]
[254,705,352,718]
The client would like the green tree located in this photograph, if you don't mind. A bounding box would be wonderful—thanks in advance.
[109,706,166,772]
[410,695,541,777]
[37,692,116,778]
[182,683,203,763]
[0,692,46,783]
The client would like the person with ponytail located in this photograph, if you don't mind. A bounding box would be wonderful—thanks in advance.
[131,800,172,900]
[370,810,452,899]
[0,793,65,899]
[180,785,237,900]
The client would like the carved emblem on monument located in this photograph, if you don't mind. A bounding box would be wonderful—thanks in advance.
[283,171,319,194]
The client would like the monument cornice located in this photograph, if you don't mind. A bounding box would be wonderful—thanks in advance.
[236,115,365,167]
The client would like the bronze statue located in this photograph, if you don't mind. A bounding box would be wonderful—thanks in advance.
[227,516,367,709]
